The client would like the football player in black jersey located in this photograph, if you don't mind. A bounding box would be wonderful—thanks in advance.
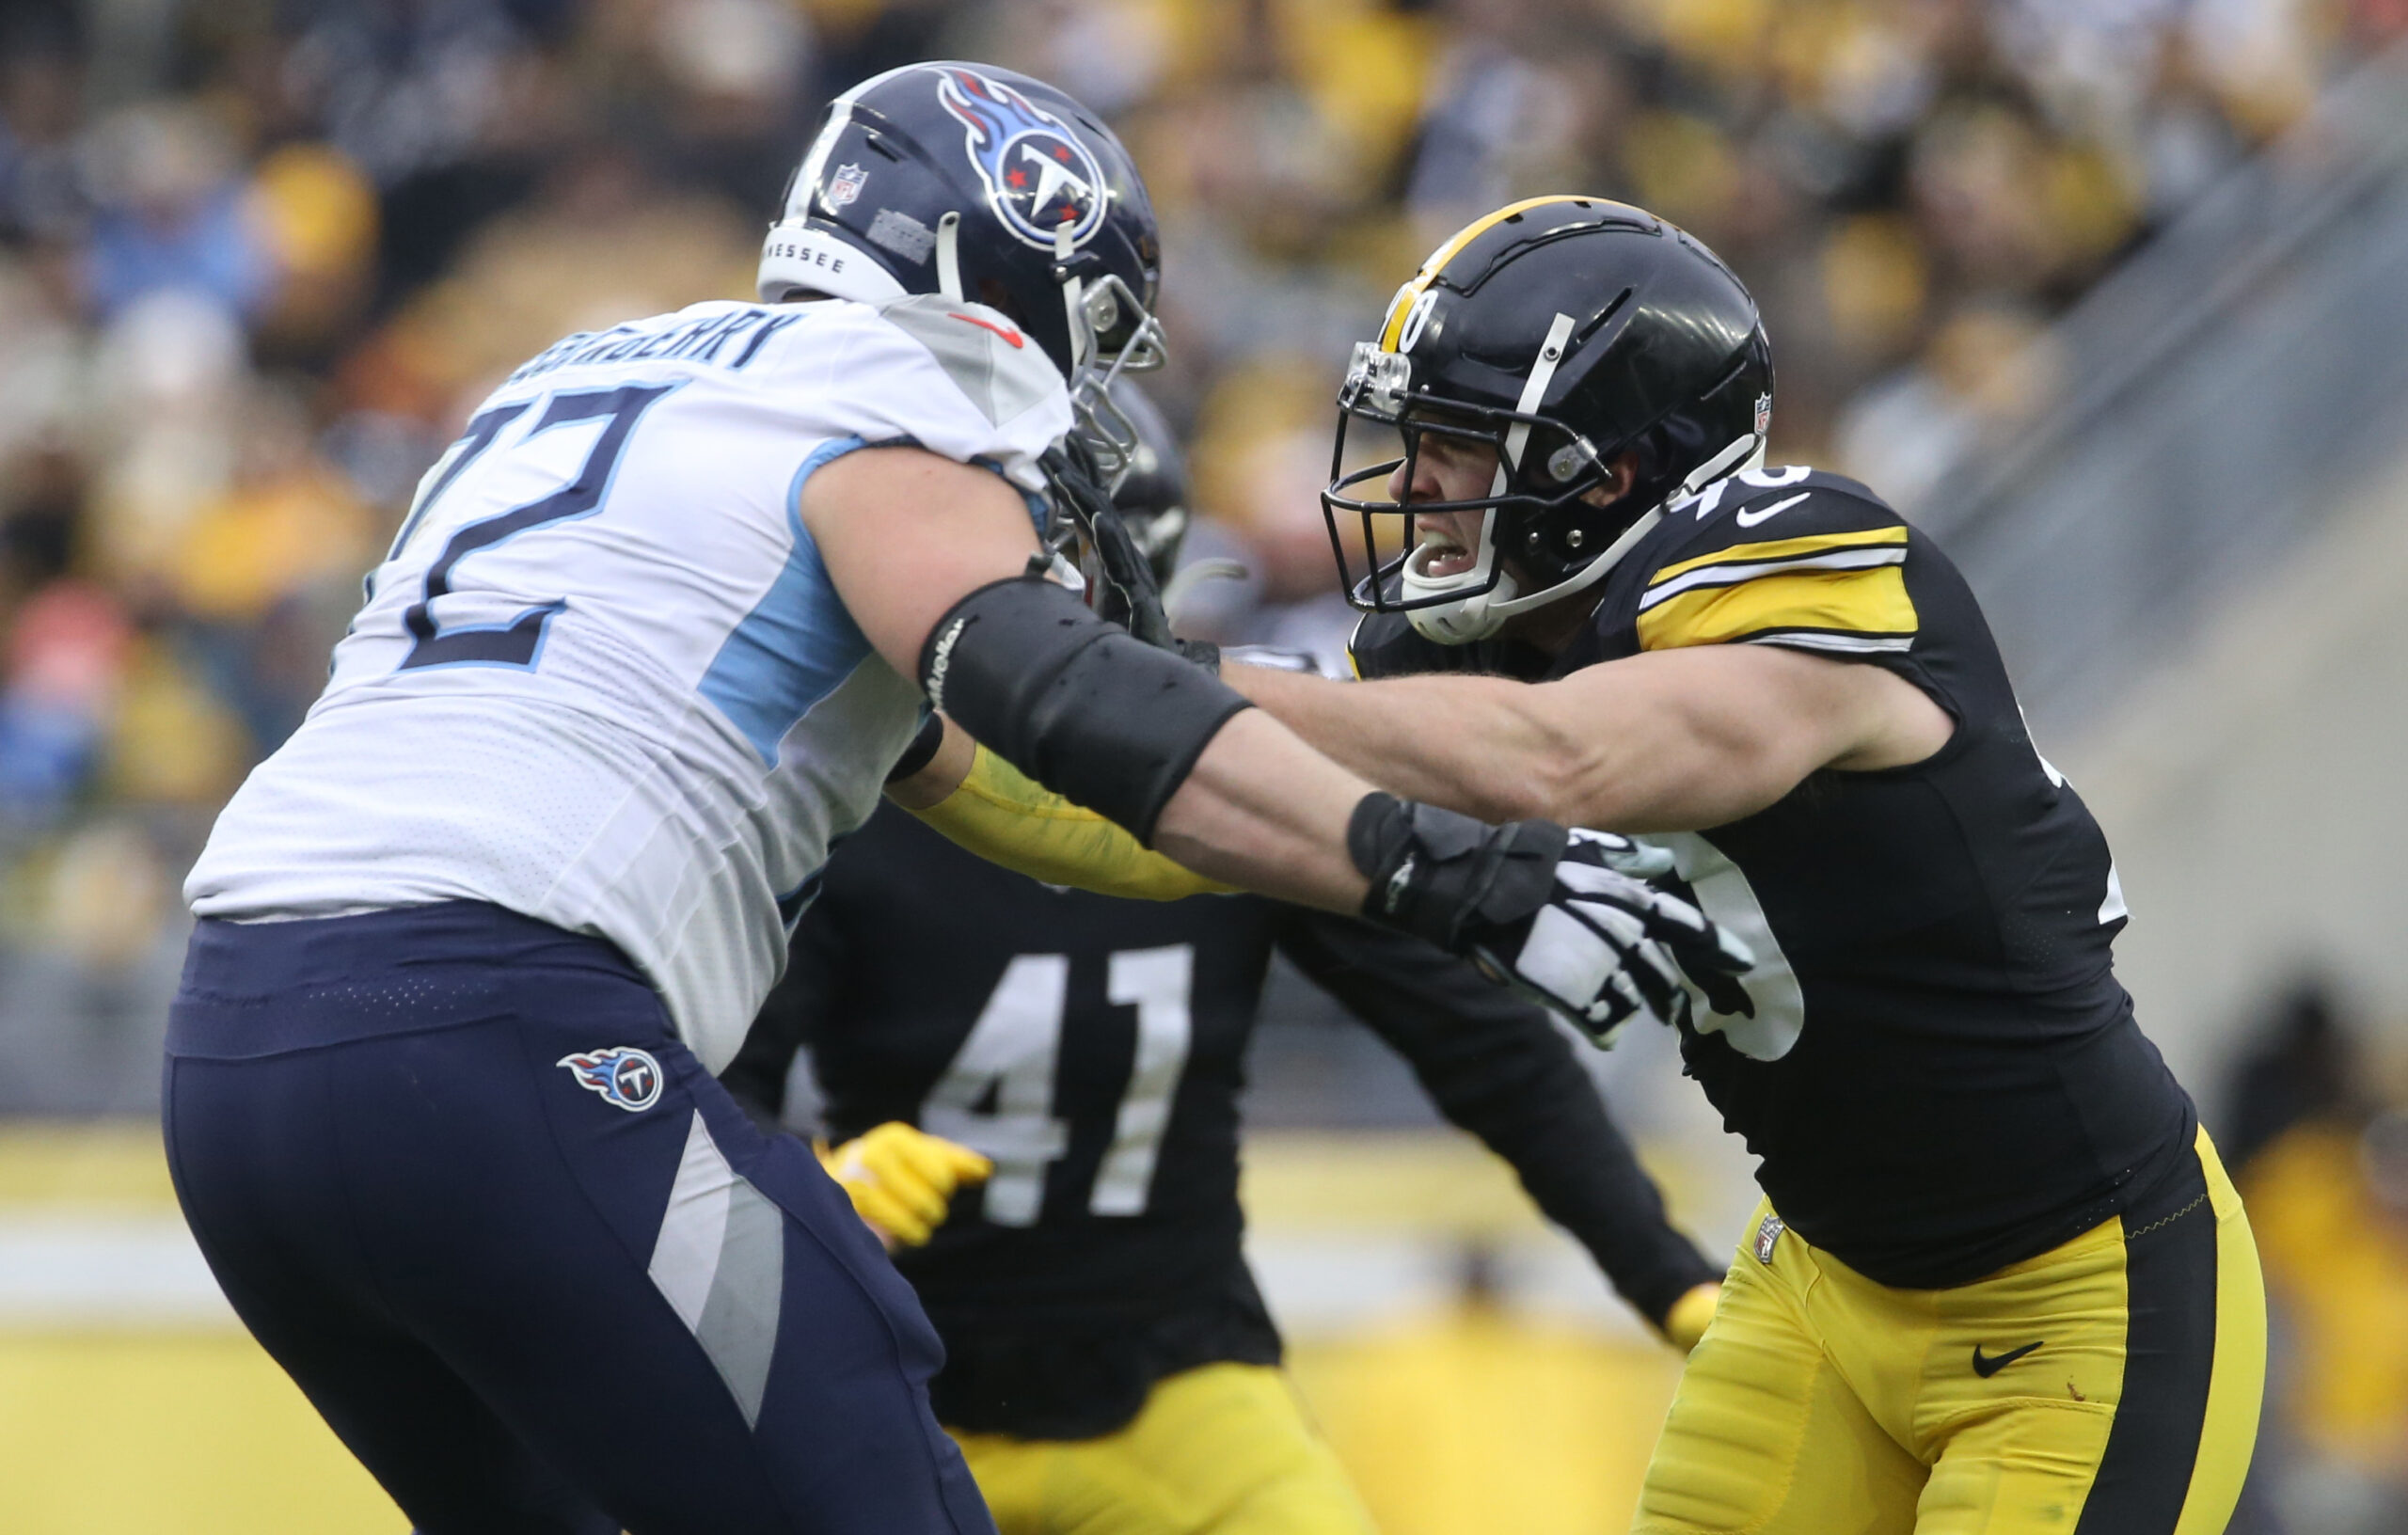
[727,396,1726,1535]
[1194,198,2265,1535]
[914,199,2269,1533]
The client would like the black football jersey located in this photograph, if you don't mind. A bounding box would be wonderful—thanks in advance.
[1351,467,2196,1290]
[725,803,1718,1437]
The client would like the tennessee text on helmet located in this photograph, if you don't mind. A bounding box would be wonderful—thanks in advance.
[755,62,1167,490]
[1322,196,1774,645]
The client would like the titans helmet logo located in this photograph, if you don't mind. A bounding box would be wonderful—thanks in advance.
[558,1047,664,1112]
[936,68,1108,251]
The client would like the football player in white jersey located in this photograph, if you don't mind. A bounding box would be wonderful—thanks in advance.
[164,65,1747,1535]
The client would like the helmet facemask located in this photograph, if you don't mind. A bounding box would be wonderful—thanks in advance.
[1057,261,1168,496]
[1322,330,1771,646]
[1323,330,1650,646]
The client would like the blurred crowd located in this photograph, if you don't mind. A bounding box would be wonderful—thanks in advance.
[2223,978,2408,1534]
[0,0,2392,1082]
[1,0,2404,1520]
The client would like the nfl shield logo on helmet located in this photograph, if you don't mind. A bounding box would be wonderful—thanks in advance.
[824,162,868,212]
[1754,392,1773,437]
[558,1047,664,1112]
[935,67,1108,251]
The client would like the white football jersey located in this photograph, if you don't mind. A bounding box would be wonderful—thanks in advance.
[186,294,1071,1070]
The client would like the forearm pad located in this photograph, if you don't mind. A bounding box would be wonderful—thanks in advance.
[1348,792,1565,953]
[911,743,1239,900]
[921,576,1251,846]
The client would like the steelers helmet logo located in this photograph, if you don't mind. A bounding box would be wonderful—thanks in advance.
[936,68,1108,251]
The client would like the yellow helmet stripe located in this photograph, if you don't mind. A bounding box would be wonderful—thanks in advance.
[1378,195,1595,352]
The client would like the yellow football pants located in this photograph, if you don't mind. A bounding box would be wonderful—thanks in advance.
[949,1362,1378,1535]
[1636,1128,2265,1535]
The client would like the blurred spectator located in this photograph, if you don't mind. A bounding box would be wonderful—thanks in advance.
[0,40,87,244]
[2224,977,2408,1535]
[2224,978,2367,1171]
[80,101,274,324]
[1833,298,2063,514]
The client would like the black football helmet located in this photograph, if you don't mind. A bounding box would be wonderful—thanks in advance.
[757,62,1166,485]
[1323,196,1773,643]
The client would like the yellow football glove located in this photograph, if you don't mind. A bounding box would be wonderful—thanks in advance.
[816,1122,993,1248]
[1663,1281,1722,1353]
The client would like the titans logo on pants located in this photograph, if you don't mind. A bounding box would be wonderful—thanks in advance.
[935,67,1106,251]
[559,1047,664,1112]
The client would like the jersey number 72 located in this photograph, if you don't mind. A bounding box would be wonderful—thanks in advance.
[385,383,676,671]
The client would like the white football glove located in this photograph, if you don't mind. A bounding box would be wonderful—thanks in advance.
[1351,799,1756,1046]
[1473,829,1756,1046]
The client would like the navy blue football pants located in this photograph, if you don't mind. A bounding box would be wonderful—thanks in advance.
[163,902,996,1535]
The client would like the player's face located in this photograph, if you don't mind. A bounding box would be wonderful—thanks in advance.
[1387,430,1498,582]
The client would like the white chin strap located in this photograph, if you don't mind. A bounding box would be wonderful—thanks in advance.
[1404,413,1767,646]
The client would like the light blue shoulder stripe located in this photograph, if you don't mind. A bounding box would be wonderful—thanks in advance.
[697,435,872,766]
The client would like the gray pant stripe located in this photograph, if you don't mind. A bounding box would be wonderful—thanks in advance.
[648,1110,785,1427]
[698,1179,784,1427]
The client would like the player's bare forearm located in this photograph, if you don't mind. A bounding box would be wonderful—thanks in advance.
[1222,664,1581,823]
[1149,708,1371,912]
[1226,646,1944,832]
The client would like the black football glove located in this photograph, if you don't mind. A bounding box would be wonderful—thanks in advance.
[1349,795,1754,1045]
[1039,436,1218,672]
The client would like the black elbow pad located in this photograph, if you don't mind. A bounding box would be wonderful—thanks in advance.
[919,577,1251,845]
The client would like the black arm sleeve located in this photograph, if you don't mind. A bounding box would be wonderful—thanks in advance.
[720,907,843,1134]
[1274,908,1721,1328]
[920,576,1250,845]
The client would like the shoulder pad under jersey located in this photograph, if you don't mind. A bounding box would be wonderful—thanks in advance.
[867,293,1070,433]
[773,297,1073,498]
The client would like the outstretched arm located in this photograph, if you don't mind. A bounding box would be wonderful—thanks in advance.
[805,444,1754,1043]
[804,445,1370,911]
[1223,644,1952,832]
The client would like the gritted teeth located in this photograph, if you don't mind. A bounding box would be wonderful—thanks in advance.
[1412,518,1466,553]
[1411,536,1480,581]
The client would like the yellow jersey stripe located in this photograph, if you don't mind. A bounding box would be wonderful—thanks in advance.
[1648,525,1909,587]
[1379,196,1594,350]
[1638,565,1919,653]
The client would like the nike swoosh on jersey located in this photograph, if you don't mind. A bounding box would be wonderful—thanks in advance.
[1734,492,1810,528]
[1971,1341,2044,1377]
[949,312,1026,349]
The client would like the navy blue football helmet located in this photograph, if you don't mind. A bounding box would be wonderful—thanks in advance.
[758,62,1166,487]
